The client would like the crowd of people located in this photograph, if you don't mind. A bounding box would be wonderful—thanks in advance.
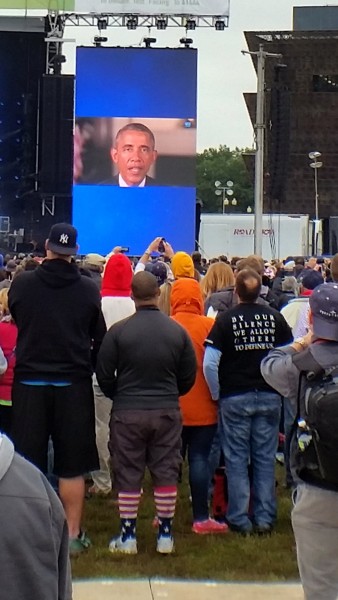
[1,225,338,599]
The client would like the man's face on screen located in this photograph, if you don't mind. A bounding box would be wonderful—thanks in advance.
[111,130,157,186]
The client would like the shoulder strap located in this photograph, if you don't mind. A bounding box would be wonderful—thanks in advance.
[292,348,324,423]
[292,348,324,378]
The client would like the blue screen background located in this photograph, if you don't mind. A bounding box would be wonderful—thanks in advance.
[73,47,197,255]
[73,186,196,256]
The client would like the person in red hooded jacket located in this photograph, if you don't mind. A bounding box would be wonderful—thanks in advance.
[0,288,17,434]
[170,277,228,535]
[89,251,135,496]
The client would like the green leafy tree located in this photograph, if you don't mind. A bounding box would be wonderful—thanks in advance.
[197,145,254,213]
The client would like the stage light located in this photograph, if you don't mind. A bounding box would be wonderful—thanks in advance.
[156,16,167,30]
[97,17,108,31]
[180,37,193,48]
[52,53,66,75]
[185,18,197,31]
[94,36,108,47]
[143,37,156,48]
[126,16,138,30]
[214,18,226,31]
[54,54,66,64]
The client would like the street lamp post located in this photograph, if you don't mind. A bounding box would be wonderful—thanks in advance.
[308,151,323,255]
[308,151,323,221]
[242,44,283,256]
[215,180,235,213]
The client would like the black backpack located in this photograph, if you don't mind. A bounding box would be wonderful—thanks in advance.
[292,349,338,488]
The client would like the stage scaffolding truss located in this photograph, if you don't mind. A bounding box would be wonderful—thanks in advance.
[59,13,229,28]
[44,9,229,72]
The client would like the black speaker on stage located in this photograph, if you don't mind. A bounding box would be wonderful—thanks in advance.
[268,87,291,202]
[39,75,74,196]
[16,242,35,254]
[329,217,338,255]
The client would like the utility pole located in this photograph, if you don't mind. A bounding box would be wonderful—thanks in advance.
[242,44,282,256]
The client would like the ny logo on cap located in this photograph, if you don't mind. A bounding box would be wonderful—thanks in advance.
[59,234,69,245]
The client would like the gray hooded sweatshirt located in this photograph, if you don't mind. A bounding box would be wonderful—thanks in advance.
[0,434,72,600]
[261,341,338,490]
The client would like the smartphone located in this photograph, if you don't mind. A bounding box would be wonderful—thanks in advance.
[120,247,129,253]
[158,238,166,253]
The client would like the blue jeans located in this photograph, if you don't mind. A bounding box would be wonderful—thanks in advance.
[219,390,281,531]
[182,424,217,522]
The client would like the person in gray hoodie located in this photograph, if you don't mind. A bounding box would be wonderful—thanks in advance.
[0,433,72,600]
[261,283,338,600]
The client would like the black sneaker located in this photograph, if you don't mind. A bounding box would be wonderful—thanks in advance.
[227,522,252,537]
[253,523,274,536]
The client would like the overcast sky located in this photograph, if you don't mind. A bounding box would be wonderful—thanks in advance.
[1,2,329,150]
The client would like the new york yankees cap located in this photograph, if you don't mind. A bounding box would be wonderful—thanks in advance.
[47,222,78,256]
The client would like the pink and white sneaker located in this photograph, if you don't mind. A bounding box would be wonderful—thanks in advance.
[192,518,229,535]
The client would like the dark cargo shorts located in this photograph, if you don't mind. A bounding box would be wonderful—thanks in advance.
[109,408,182,491]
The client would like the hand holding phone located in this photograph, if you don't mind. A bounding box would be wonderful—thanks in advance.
[158,238,166,253]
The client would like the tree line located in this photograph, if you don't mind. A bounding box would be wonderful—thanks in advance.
[197,145,254,213]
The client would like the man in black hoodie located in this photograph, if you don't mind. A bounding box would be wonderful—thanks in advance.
[8,223,106,555]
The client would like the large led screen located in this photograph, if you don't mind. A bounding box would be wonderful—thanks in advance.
[73,47,197,256]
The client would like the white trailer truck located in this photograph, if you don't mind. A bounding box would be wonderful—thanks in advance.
[199,213,311,260]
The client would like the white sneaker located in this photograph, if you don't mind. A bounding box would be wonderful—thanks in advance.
[109,536,137,554]
[156,535,174,554]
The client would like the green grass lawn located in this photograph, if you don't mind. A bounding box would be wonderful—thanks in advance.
[71,465,299,582]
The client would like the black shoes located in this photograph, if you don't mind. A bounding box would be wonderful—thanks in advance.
[253,523,274,536]
[227,521,274,537]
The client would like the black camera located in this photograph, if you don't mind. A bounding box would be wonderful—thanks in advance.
[158,238,166,253]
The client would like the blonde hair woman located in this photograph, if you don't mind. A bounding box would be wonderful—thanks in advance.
[158,281,173,316]
[0,288,10,317]
[201,262,235,305]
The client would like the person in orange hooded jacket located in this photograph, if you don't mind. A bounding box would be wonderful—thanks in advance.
[170,277,228,535]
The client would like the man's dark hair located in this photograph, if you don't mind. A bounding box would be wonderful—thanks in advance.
[235,268,262,303]
[191,251,202,264]
[218,255,228,263]
[23,258,38,271]
[114,123,155,149]
[295,256,305,266]
[132,271,159,301]
[236,255,265,276]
